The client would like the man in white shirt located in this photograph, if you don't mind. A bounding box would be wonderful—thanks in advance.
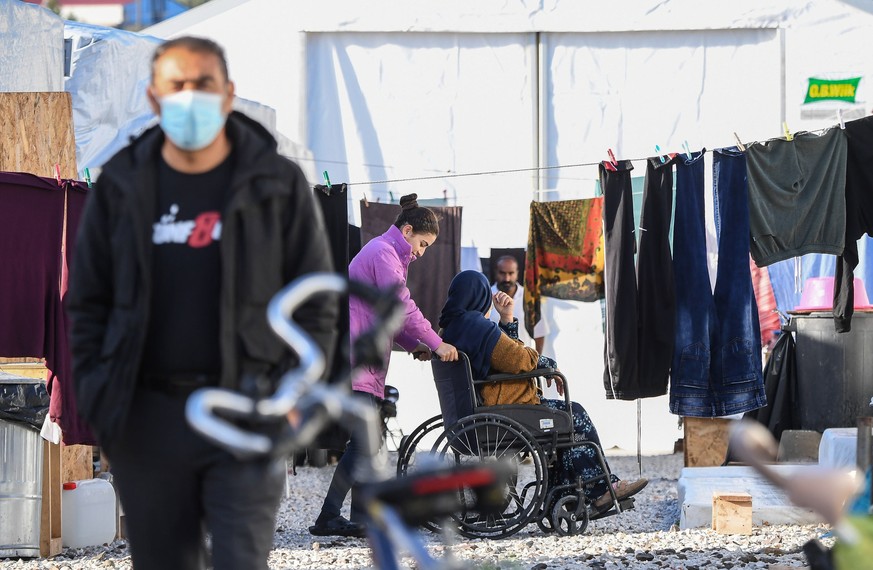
[489,255,550,353]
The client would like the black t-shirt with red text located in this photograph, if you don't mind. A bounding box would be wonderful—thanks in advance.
[141,154,234,376]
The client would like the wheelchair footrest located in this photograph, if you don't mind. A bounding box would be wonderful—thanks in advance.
[588,496,636,520]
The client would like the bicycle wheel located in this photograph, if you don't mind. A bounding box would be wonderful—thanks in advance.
[433,413,548,540]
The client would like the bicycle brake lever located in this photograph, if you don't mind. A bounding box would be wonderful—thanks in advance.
[186,388,272,458]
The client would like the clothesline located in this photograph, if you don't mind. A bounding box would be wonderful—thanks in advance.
[304,121,845,191]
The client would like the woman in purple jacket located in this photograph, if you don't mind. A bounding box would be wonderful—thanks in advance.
[310,193,458,538]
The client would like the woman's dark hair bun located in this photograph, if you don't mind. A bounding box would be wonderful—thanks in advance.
[399,193,419,211]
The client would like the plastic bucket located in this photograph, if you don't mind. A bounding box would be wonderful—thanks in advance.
[795,277,873,311]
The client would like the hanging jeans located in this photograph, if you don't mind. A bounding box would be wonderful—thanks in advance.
[670,148,766,417]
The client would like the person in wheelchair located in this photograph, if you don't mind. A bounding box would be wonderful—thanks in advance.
[438,270,648,513]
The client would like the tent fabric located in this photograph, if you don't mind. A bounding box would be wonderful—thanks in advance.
[359,201,462,336]
[0,1,64,92]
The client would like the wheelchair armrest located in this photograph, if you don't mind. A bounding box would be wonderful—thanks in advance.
[474,369,572,406]
[475,368,556,384]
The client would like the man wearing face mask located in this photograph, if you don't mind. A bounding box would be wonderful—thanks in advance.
[489,255,549,354]
[67,37,337,570]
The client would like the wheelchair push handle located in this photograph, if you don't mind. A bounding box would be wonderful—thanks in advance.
[185,273,406,458]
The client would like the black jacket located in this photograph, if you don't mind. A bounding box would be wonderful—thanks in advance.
[67,112,338,445]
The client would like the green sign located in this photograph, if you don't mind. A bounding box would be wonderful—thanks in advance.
[804,77,861,104]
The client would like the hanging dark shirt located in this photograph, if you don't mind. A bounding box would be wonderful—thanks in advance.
[0,172,65,358]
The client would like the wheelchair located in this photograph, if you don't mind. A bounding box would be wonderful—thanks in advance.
[396,352,635,539]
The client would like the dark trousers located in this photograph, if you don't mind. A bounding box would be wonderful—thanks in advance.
[316,391,380,524]
[601,160,639,399]
[670,149,766,417]
[601,158,675,400]
[834,116,873,332]
[106,388,285,570]
[635,157,676,397]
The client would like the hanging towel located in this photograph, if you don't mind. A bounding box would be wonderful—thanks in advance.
[524,198,604,338]
[834,116,873,333]
[745,127,848,266]
[360,201,462,335]
[0,171,95,444]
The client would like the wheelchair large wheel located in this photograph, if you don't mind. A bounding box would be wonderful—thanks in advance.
[432,413,548,540]
[396,414,444,477]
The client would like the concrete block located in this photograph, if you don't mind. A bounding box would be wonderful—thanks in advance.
[819,428,858,469]
[678,465,823,529]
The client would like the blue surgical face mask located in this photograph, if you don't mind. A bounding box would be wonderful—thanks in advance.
[158,90,227,151]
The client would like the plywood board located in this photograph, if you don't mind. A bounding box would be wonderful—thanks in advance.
[684,417,732,467]
[40,441,63,557]
[0,92,77,178]
[62,445,94,483]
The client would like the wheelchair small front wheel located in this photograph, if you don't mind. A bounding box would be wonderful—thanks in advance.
[552,495,588,536]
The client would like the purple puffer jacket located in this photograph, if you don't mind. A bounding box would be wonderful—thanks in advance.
[350,225,442,398]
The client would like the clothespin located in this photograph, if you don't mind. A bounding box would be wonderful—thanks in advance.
[783,121,793,141]
[604,149,618,171]
[838,109,846,130]
[388,191,395,202]
[84,168,92,188]
[361,194,369,208]
[54,164,62,186]
[322,170,332,195]
[654,145,666,164]
[682,141,693,161]
[733,132,746,152]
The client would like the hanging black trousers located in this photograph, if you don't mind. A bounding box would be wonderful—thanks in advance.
[834,116,873,332]
[602,157,675,400]
[602,160,639,399]
[635,157,676,397]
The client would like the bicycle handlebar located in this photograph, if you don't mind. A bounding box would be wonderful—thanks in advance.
[185,272,406,458]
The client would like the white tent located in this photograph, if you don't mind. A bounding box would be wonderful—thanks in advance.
[144,0,873,453]
[0,0,314,181]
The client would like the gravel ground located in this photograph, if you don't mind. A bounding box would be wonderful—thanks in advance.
[1,453,829,569]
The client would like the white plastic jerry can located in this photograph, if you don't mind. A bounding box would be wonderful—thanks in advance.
[61,479,117,548]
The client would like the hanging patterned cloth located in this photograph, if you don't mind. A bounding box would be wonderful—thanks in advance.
[523,198,604,338]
